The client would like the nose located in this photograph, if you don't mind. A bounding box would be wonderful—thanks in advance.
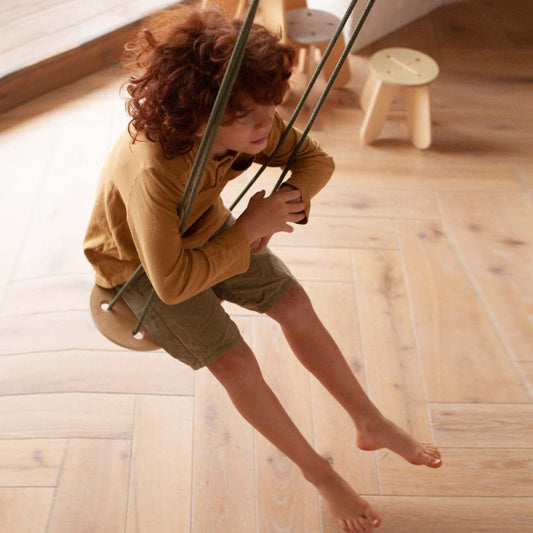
[254,105,275,129]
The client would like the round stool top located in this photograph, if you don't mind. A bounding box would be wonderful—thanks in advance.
[369,47,439,86]
[286,8,339,45]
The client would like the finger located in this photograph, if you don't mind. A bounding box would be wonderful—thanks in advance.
[250,190,266,202]
[287,202,305,213]
[288,212,306,223]
[276,188,302,201]
[281,223,294,233]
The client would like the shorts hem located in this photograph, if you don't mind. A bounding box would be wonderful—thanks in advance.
[253,277,299,314]
[193,335,245,370]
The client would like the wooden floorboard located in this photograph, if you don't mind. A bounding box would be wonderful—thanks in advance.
[0,0,532,532]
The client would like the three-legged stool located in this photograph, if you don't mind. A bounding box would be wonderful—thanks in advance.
[360,47,439,149]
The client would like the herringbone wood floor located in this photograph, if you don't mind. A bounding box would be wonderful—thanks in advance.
[1,1,532,532]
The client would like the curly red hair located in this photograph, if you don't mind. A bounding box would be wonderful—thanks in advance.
[124,5,295,159]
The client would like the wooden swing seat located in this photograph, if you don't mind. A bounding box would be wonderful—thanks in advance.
[90,285,159,351]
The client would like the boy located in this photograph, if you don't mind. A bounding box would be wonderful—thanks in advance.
[84,6,441,533]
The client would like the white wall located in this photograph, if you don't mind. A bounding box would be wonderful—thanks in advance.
[307,0,460,50]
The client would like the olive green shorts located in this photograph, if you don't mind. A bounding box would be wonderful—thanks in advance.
[119,246,297,370]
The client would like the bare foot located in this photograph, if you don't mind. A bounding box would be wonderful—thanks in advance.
[307,464,381,533]
[356,416,442,468]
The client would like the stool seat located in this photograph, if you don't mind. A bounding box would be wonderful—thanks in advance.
[90,285,159,351]
[360,47,439,149]
[286,8,338,44]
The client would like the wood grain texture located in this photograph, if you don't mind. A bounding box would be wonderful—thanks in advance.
[0,439,66,487]
[126,395,193,533]
[430,403,533,448]
[352,250,433,441]
[397,219,529,403]
[378,447,533,497]
[0,393,135,439]
[48,439,131,533]
[365,496,533,533]
[0,1,531,531]
[438,191,533,362]
[0,487,55,533]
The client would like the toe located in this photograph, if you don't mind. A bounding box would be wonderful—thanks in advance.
[422,443,442,467]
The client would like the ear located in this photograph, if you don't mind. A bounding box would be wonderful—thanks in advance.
[194,124,206,137]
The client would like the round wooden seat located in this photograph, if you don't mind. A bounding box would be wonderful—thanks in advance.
[90,285,159,351]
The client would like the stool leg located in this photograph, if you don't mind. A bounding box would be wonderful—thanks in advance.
[317,34,351,88]
[359,70,378,112]
[360,80,396,145]
[406,85,432,149]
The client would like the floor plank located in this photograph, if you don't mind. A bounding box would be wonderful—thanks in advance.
[352,250,433,441]
[0,310,127,355]
[0,439,66,487]
[521,362,533,392]
[377,447,533,497]
[274,215,398,250]
[0,487,55,533]
[438,191,533,362]
[365,496,533,533]
[397,219,529,403]
[126,395,193,533]
[0,351,193,396]
[305,183,440,220]
[430,403,533,448]
[1,274,96,316]
[331,157,523,192]
[48,439,131,533]
[0,393,135,439]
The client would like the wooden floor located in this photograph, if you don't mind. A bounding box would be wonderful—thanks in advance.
[1,0,533,531]
[0,0,181,111]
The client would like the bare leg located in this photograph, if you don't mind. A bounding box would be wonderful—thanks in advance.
[267,284,442,468]
[208,342,381,533]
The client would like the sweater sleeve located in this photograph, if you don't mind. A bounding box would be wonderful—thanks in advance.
[126,167,250,305]
[255,113,335,222]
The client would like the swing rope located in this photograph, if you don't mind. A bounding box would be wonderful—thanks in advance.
[178,0,261,230]
[103,0,376,338]
[231,0,376,207]
[105,0,261,332]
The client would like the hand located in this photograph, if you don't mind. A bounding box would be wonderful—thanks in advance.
[235,188,305,246]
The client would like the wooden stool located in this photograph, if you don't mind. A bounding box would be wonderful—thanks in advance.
[259,1,351,89]
[360,47,439,149]
[285,8,351,87]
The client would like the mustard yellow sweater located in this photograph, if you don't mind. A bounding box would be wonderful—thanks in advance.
[84,113,334,304]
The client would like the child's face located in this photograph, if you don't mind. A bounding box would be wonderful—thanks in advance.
[209,102,276,158]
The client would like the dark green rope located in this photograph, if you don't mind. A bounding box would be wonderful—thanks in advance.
[229,0,363,211]
[272,0,377,193]
[108,0,377,339]
[178,0,260,231]
[107,0,260,326]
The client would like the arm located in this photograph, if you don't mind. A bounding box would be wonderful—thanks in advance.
[126,166,304,304]
[255,112,335,223]
[126,168,251,305]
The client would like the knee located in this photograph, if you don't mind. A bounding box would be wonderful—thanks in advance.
[208,342,263,390]
[267,283,314,328]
